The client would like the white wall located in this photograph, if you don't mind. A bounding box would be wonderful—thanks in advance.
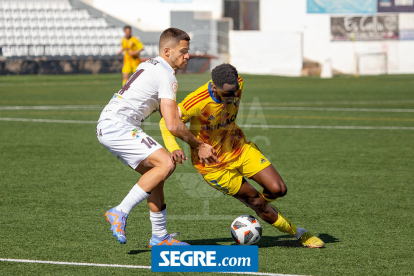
[86,0,414,75]
[87,0,222,31]
[229,31,302,76]
[257,0,414,74]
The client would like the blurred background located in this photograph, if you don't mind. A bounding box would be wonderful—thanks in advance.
[0,0,414,76]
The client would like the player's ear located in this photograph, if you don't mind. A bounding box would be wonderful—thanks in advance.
[163,47,171,57]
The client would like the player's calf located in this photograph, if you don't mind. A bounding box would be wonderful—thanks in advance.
[248,194,277,224]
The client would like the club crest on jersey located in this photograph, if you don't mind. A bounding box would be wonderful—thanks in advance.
[172,82,178,94]
[208,115,215,121]
[131,129,140,138]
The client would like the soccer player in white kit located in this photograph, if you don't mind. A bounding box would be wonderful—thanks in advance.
[97,28,218,245]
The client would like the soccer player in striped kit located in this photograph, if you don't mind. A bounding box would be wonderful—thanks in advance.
[160,64,324,248]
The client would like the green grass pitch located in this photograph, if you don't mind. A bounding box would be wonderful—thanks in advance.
[0,73,413,276]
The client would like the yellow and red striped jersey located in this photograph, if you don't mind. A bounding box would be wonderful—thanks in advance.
[121,36,143,63]
[162,76,246,174]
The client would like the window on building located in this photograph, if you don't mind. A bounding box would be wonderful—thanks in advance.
[224,0,260,30]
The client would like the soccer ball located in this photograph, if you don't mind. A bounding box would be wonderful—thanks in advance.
[230,215,262,245]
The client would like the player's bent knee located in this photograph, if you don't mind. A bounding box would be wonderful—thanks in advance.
[268,181,287,198]
[165,160,176,175]
[155,160,175,179]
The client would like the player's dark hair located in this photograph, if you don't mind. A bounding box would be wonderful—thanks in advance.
[211,64,239,89]
[159,28,190,49]
[124,25,131,31]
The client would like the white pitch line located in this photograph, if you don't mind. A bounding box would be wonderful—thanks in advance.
[245,100,414,105]
[0,105,102,110]
[250,107,414,113]
[2,104,414,113]
[0,258,307,276]
[0,117,413,130]
[0,258,150,269]
[239,124,414,130]
[0,117,98,124]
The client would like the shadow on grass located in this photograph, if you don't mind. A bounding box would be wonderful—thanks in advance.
[128,233,339,253]
[128,249,151,255]
[184,236,298,248]
[318,233,340,244]
[185,233,339,248]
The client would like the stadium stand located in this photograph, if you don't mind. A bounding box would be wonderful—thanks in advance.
[0,0,124,57]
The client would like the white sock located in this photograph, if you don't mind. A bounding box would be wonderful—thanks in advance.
[295,227,308,239]
[116,184,149,215]
[150,205,168,238]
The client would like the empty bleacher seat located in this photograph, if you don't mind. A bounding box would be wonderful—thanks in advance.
[74,45,83,55]
[17,45,28,56]
[31,35,40,45]
[6,36,15,45]
[0,0,127,57]
[40,36,49,45]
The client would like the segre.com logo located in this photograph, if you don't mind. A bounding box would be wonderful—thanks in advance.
[151,245,258,272]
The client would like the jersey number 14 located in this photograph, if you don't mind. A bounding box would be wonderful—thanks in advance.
[119,69,144,95]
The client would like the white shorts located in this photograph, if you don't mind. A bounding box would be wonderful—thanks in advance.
[97,119,163,169]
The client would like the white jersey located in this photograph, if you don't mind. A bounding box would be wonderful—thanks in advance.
[98,56,177,127]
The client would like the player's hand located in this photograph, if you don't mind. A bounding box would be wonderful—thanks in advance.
[197,143,219,165]
[171,150,187,165]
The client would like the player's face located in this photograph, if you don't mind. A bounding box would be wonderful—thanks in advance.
[124,28,131,38]
[214,83,239,104]
[169,40,190,70]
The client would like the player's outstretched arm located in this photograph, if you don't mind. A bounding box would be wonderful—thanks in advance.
[160,99,219,164]
[159,117,186,165]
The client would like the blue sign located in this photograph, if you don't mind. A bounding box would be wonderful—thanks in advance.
[307,0,377,14]
[151,245,259,272]
[400,29,414,40]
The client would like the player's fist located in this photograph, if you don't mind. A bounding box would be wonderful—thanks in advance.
[171,150,187,165]
[197,143,219,165]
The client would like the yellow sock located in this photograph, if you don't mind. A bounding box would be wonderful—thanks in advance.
[271,211,297,236]
[122,79,127,86]
[259,189,277,203]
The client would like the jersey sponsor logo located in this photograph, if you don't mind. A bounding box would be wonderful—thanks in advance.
[172,82,178,94]
[112,93,123,99]
[202,113,238,131]
[131,129,140,138]
[208,115,215,121]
